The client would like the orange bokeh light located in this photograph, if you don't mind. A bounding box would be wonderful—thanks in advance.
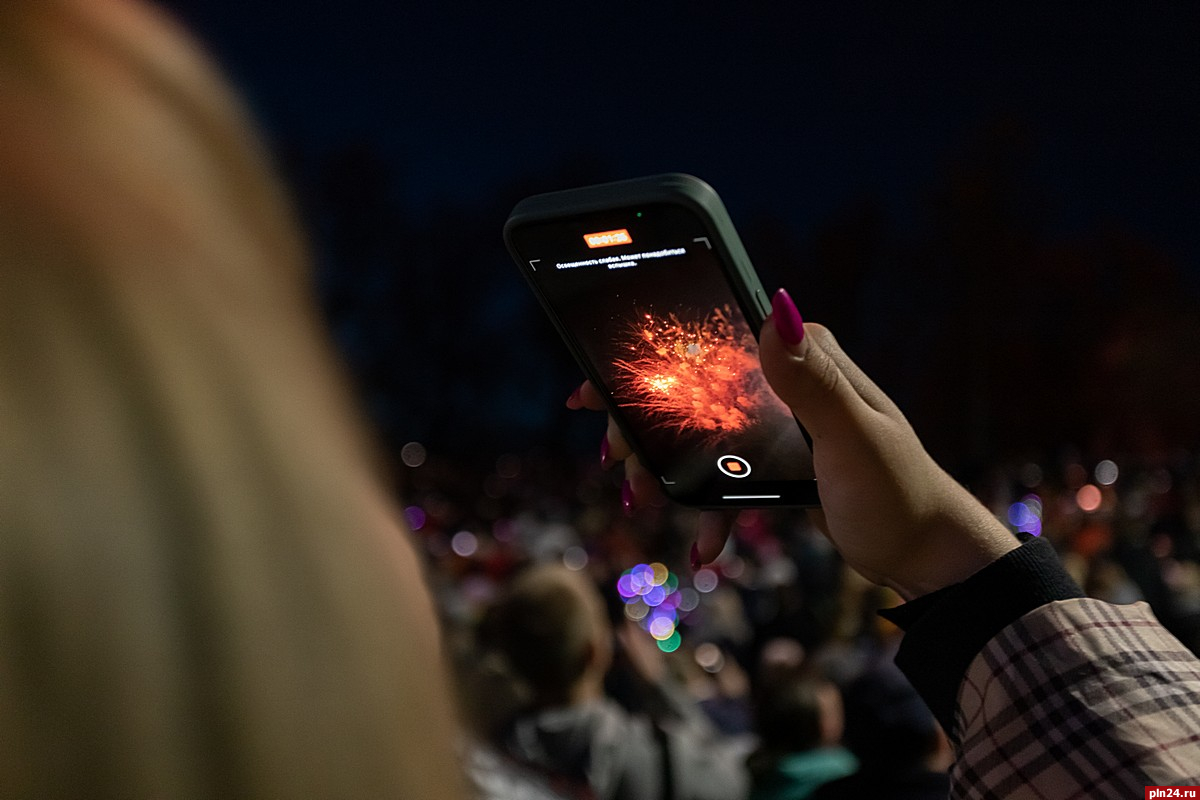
[1076,484,1103,513]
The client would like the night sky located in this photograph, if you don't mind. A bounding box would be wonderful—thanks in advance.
[157,0,1200,467]
[162,0,1197,265]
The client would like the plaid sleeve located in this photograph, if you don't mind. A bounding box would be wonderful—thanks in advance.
[952,599,1200,799]
[883,535,1084,735]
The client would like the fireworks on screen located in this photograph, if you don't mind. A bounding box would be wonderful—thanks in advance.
[612,305,771,439]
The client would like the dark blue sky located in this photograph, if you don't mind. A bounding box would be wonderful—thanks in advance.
[164,1,1198,268]
[148,0,1200,463]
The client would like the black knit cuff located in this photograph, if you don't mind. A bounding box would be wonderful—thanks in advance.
[877,534,1084,738]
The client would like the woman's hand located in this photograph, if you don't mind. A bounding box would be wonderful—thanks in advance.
[757,289,1018,599]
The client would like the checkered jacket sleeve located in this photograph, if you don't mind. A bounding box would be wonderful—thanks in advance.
[881,536,1200,799]
[953,599,1200,799]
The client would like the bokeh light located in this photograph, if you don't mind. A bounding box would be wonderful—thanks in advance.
[450,530,478,557]
[562,546,588,571]
[1150,468,1173,494]
[629,563,656,595]
[1065,463,1088,489]
[1076,484,1103,513]
[694,642,724,673]
[677,588,700,612]
[1007,494,1043,536]
[400,441,427,468]
[403,505,426,531]
[656,631,682,653]
[495,453,521,479]
[616,563,689,647]
[483,474,509,500]
[693,568,719,593]
[648,616,676,640]
[1095,459,1119,486]
[492,519,515,542]
[1019,462,1043,488]
[721,556,745,580]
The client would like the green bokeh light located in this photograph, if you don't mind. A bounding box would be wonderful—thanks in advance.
[656,630,682,653]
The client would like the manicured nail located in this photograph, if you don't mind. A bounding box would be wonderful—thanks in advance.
[600,436,613,469]
[690,542,702,571]
[771,288,805,346]
[621,479,634,517]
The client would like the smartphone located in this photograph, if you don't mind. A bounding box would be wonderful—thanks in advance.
[504,173,818,508]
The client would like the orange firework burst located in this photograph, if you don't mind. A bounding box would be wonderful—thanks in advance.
[613,305,771,438]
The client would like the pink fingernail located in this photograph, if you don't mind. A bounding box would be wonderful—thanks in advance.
[621,479,634,517]
[771,288,805,346]
[600,436,612,469]
[690,542,702,571]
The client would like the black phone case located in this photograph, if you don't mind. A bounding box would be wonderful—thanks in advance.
[504,173,818,508]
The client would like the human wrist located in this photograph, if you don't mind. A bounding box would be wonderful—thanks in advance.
[881,535,1085,736]
[889,485,1022,601]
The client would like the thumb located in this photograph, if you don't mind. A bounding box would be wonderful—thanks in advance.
[759,289,894,440]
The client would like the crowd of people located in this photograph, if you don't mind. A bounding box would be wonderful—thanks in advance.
[405,445,1200,798]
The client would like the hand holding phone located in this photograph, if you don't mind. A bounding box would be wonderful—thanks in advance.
[504,173,818,508]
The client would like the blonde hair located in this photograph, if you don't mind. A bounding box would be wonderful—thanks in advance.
[0,1,466,796]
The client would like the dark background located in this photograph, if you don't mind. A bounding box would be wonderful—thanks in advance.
[160,0,1200,479]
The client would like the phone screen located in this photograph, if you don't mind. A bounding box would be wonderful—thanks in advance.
[509,202,816,506]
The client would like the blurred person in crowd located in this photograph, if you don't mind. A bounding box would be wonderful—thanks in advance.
[691,646,754,738]
[747,668,856,800]
[807,572,904,688]
[0,1,466,796]
[809,666,949,800]
[572,288,1200,795]
[475,564,750,800]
